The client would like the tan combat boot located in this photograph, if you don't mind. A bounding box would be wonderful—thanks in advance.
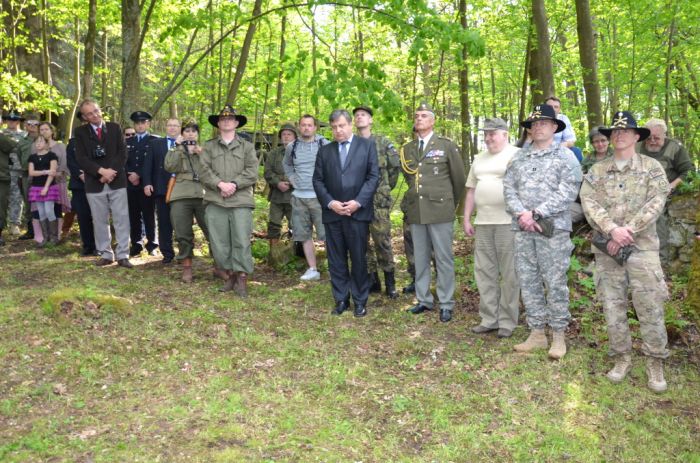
[181,258,193,283]
[606,354,632,383]
[646,357,667,393]
[548,330,567,359]
[513,329,548,352]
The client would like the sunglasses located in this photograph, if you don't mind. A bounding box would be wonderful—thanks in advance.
[26,121,40,126]
[125,133,136,137]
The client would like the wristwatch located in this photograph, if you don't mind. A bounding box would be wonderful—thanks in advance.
[532,210,542,221]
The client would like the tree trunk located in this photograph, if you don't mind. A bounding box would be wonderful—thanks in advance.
[518,23,533,142]
[575,0,603,130]
[66,17,81,142]
[531,0,555,101]
[100,31,108,106]
[225,0,263,105]
[663,15,677,125]
[121,0,142,123]
[82,0,97,98]
[458,0,471,218]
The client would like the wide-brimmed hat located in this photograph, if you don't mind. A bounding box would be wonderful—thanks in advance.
[130,111,153,122]
[520,104,566,133]
[352,106,373,117]
[4,110,25,121]
[208,104,247,128]
[479,117,508,131]
[278,123,298,138]
[599,111,650,141]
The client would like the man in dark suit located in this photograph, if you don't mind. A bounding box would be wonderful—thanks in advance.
[66,114,96,256]
[74,99,133,268]
[313,109,379,317]
[143,118,180,263]
[127,110,158,257]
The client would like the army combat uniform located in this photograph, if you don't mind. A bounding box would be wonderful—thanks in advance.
[503,143,582,332]
[3,128,27,229]
[367,135,400,289]
[580,154,670,360]
[402,134,466,315]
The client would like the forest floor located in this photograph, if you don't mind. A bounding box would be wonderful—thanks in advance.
[1,213,699,462]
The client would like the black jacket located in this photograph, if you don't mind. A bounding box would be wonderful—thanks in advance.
[143,136,175,196]
[74,122,128,193]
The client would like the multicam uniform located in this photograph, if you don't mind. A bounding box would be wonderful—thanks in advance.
[503,143,582,332]
[367,134,400,273]
[3,129,27,226]
[580,153,670,359]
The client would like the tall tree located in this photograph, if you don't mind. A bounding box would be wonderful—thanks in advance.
[82,0,97,98]
[225,0,263,105]
[531,0,555,100]
[575,0,603,129]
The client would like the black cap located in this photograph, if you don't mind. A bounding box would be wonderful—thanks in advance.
[520,104,566,133]
[599,111,650,141]
[130,111,153,122]
[4,110,25,121]
[352,106,373,117]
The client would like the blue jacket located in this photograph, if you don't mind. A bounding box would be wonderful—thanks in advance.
[143,136,176,196]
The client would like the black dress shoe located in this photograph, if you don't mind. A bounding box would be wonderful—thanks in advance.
[439,309,452,323]
[403,281,416,294]
[162,256,174,264]
[117,258,134,269]
[354,305,367,318]
[146,247,158,256]
[407,304,432,314]
[80,248,96,256]
[331,300,350,316]
[129,247,142,257]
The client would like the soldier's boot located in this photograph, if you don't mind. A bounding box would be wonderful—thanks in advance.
[646,357,667,393]
[18,219,34,240]
[513,329,548,353]
[48,220,60,245]
[219,271,237,292]
[384,271,399,299]
[213,266,229,280]
[606,354,632,383]
[548,331,567,359]
[182,258,193,283]
[234,272,248,298]
[369,272,381,293]
[38,220,50,248]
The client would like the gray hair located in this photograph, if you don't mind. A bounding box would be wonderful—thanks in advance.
[329,109,352,124]
[644,118,667,133]
[588,126,607,143]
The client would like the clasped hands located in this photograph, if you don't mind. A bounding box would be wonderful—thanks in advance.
[517,210,542,233]
[607,226,635,256]
[330,200,360,216]
[98,167,118,184]
[217,181,237,198]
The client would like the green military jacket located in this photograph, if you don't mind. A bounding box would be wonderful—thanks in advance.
[263,145,292,204]
[163,145,206,202]
[0,133,18,181]
[400,134,466,225]
[371,134,400,210]
[636,138,693,183]
[199,135,258,209]
[16,136,34,174]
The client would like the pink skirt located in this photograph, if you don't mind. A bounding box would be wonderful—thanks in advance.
[29,184,61,202]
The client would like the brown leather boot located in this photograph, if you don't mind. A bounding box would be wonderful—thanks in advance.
[219,271,237,292]
[61,211,76,239]
[234,272,248,298]
[182,258,193,283]
[213,266,229,280]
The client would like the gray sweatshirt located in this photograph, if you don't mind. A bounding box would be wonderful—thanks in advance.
[282,135,329,198]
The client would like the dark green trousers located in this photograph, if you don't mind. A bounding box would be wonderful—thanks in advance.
[170,197,209,260]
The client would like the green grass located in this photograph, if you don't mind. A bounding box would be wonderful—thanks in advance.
[0,210,698,462]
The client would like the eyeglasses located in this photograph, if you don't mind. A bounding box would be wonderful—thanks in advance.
[125,133,136,137]
[26,121,40,126]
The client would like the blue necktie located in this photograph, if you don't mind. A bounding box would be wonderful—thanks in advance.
[340,141,349,168]
[168,138,175,149]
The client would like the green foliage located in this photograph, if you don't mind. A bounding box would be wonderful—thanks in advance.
[675,170,700,195]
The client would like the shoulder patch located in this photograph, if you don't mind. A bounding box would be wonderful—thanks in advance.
[583,173,596,185]
[649,167,665,179]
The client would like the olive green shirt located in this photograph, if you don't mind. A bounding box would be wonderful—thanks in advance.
[199,135,259,209]
[263,145,292,204]
[0,134,18,181]
[163,145,206,202]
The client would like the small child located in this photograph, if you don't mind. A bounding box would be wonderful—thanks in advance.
[28,136,60,246]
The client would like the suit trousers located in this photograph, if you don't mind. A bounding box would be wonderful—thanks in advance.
[206,203,253,274]
[127,188,157,252]
[70,189,95,253]
[86,185,130,261]
[474,224,520,330]
[155,196,174,259]
[170,197,208,260]
[411,221,456,312]
[324,218,370,306]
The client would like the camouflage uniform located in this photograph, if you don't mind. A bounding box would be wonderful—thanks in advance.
[503,143,582,331]
[367,134,400,273]
[264,145,293,239]
[3,129,27,226]
[580,153,670,358]
[400,193,415,278]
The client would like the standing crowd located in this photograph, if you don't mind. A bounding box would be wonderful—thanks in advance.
[0,97,695,394]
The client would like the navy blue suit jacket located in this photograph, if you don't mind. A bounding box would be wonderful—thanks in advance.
[313,136,380,223]
[143,137,174,196]
[126,133,158,191]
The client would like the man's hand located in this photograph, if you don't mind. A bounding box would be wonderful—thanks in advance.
[277,181,290,192]
[342,200,360,215]
[610,226,635,246]
[127,172,140,186]
[98,167,117,184]
[217,181,237,198]
[607,240,622,256]
[516,210,542,232]
[463,219,475,237]
[330,200,346,215]
[144,185,153,196]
